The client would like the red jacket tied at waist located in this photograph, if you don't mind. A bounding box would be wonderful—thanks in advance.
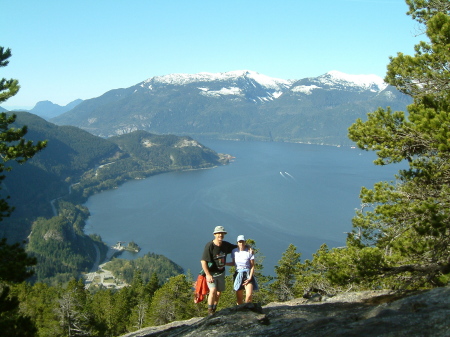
[194,274,209,303]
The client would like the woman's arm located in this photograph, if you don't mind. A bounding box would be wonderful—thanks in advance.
[248,258,255,279]
[243,259,255,285]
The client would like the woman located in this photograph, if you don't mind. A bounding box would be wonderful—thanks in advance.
[231,235,258,304]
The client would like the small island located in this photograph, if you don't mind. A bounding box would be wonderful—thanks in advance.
[112,241,141,253]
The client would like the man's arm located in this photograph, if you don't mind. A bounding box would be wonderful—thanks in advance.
[226,253,235,266]
[201,260,214,283]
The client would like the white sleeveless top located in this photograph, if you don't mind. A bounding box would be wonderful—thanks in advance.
[231,248,254,269]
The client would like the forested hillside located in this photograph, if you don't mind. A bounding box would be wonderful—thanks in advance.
[1,111,121,242]
[0,111,228,284]
[109,130,225,169]
[105,253,184,284]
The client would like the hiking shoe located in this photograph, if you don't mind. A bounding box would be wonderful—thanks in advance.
[208,308,215,315]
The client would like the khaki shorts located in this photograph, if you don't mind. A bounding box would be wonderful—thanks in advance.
[207,272,225,292]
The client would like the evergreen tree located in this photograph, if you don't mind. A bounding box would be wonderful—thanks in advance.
[147,274,196,326]
[294,244,337,297]
[0,240,39,337]
[91,289,116,336]
[56,279,94,337]
[0,47,19,103]
[0,46,45,333]
[294,243,391,298]
[111,286,133,335]
[405,0,450,24]
[347,1,450,288]
[12,282,61,337]
[144,272,161,299]
[0,283,36,336]
[127,270,150,332]
[0,47,46,221]
[271,244,302,301]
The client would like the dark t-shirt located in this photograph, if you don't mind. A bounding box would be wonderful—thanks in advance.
[201,240,237,276]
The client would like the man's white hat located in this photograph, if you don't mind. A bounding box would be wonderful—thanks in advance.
[213,226,227,234]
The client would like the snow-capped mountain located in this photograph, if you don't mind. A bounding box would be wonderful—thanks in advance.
[144,70,292,89]
[318,70,387,91]
[51,70,411,145]
[140,70,294,103]
[290,70,387,94]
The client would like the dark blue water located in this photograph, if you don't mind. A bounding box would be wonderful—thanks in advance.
[84,140,401,275]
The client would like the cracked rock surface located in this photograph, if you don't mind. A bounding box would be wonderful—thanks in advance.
[121,286,450,337]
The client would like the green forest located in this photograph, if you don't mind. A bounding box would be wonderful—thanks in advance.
[1,1,450,336]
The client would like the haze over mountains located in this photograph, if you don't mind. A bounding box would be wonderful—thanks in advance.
[43,70,411,146]
[0,99,83,118]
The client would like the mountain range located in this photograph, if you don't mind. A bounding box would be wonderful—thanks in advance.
[0,99,84,119]
[50,70,412,145]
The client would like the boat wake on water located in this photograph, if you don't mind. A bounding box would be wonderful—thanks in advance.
[280,171,296,181]
[284,172,295,180]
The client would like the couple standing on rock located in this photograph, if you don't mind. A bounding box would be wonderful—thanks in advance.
[201,225,258,315]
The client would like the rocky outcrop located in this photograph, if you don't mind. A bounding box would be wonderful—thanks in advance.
[121,286,450,337]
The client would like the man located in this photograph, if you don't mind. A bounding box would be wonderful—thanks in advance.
[201,225,237,315]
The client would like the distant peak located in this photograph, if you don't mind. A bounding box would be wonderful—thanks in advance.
[34,100,61,107]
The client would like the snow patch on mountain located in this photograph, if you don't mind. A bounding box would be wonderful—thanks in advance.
[198,86,244,98]
[291,85,321,95]
[377,90,398,101]
[142,70,292,91]
[272,91,284,98]
[319,70,388,92]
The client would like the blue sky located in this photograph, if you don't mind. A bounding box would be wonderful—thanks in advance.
[2,0,421,109]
